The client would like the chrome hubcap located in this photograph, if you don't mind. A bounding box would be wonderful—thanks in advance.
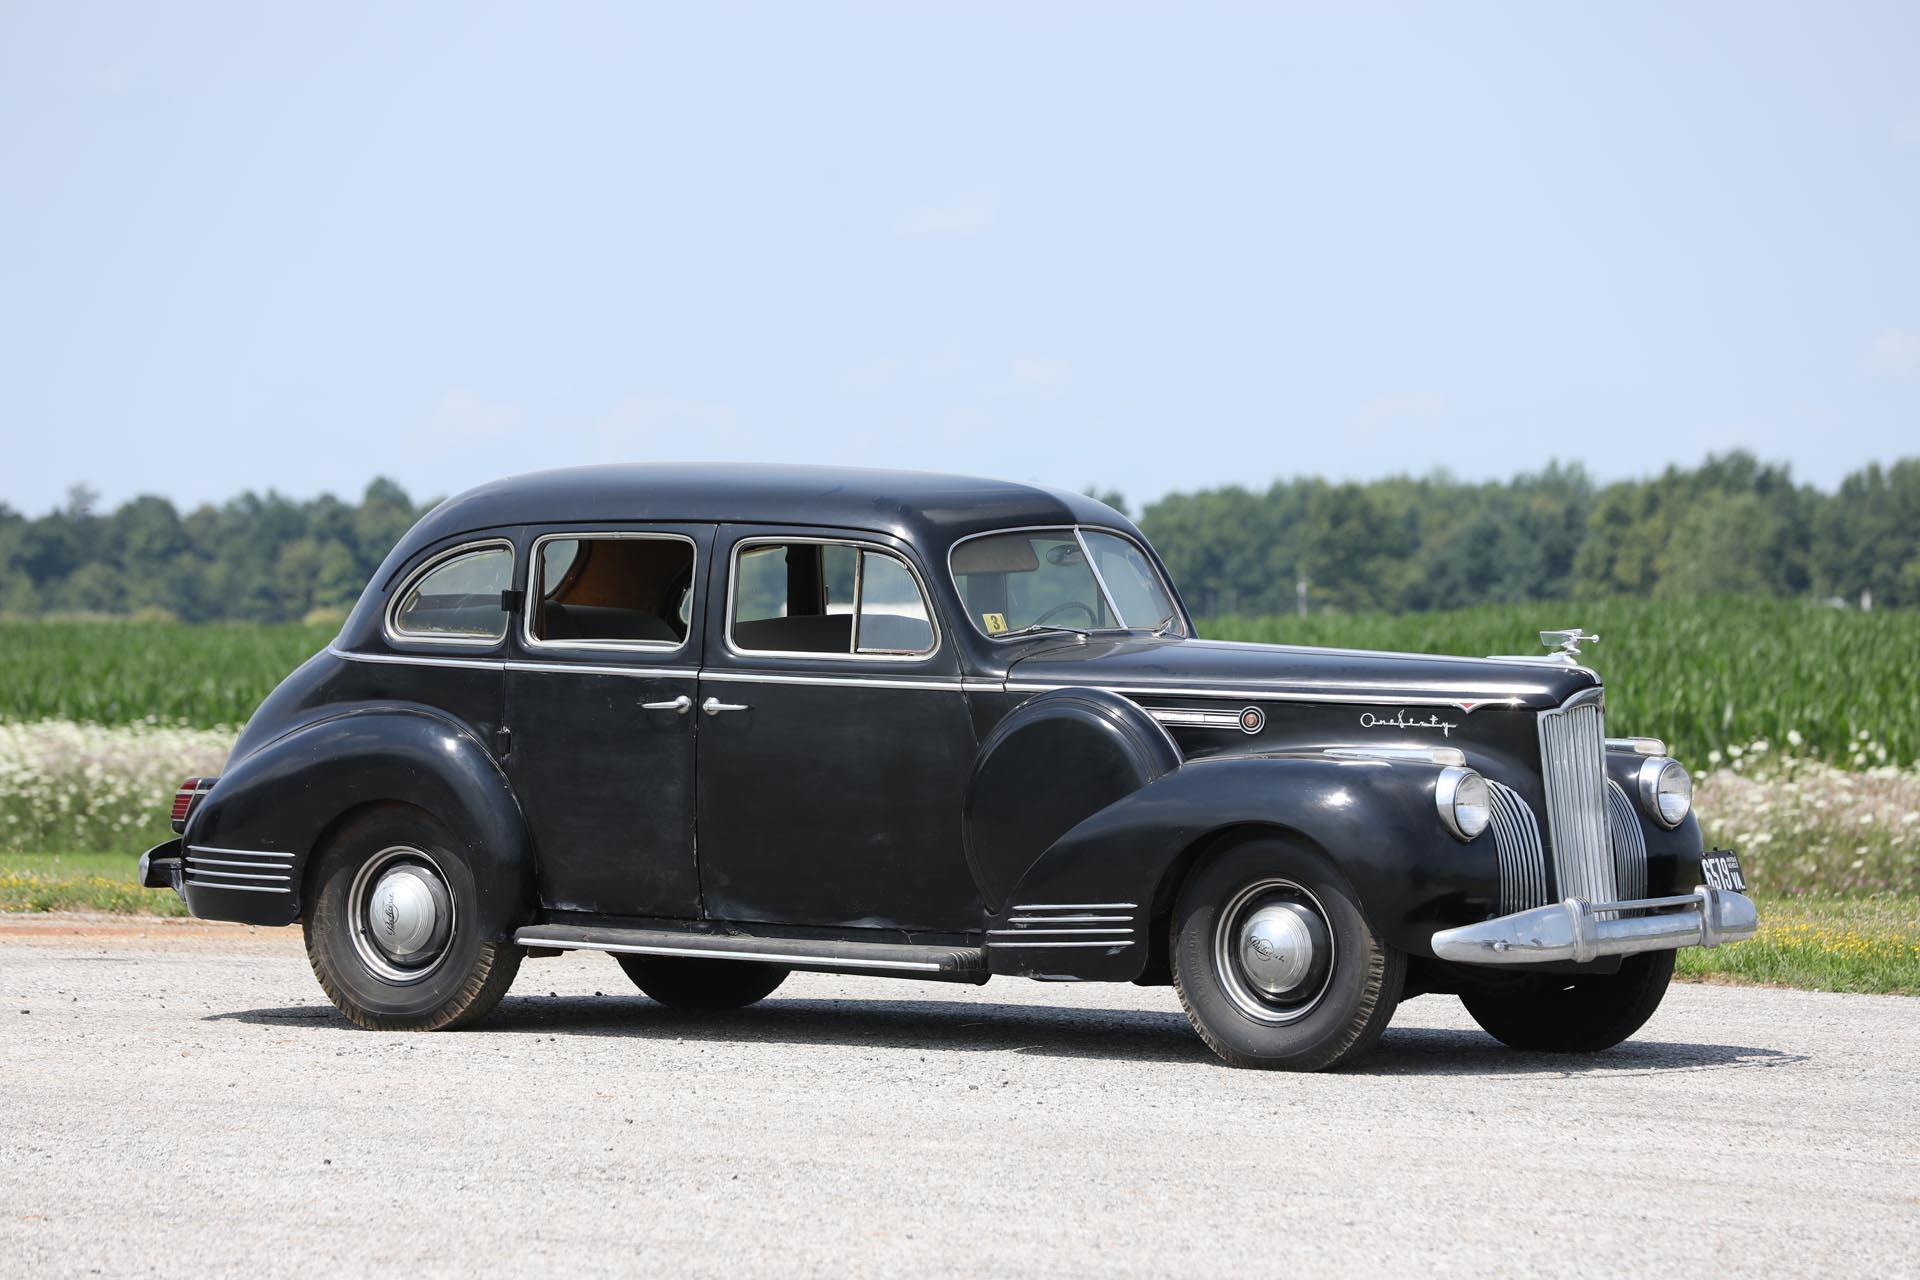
[349,846,455,983]
[1213,878,1335,1025]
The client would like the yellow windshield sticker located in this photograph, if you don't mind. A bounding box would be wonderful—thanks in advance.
[982,612,1008,635]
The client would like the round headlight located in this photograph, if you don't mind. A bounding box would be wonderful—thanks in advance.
[1637,757,1692,829]
[1436,766,1491,841]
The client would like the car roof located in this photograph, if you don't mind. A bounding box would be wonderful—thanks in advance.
[399,462,1132,560]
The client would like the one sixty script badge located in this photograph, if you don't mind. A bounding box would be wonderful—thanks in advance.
[1359,709,1459,738]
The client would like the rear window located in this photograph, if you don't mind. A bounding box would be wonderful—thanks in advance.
[527,535,695,649]
[390,543,513,643]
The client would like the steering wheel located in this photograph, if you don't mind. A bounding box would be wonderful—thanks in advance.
[1032,600,1098,628]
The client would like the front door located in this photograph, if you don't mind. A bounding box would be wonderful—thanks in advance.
[506,523,711,918]
[694,525,982,932]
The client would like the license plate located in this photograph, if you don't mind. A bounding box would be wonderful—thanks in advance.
[1700,850,1747,893]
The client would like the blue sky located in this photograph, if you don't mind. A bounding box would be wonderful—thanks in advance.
[2,2,1916,515]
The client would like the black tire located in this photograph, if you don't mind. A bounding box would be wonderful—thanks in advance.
[1459,950,1675,1053]
[303,806,522,1031]
[615,954,788,1009]
[1171,837,1405,1071]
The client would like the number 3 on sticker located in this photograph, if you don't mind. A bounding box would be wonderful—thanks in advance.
[982,612,1007,635]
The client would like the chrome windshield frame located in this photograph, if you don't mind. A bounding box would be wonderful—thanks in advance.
[946,524,1184,643]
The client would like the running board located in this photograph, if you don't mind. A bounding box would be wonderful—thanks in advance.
[512,923,989,983]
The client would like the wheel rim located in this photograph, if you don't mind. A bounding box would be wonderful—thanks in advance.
[1212,877,1335,1025]
[348,845,455,984]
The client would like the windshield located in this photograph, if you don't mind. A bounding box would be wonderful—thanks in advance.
[950,527,1186,639]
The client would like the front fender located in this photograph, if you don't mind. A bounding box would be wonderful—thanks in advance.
[182,705,534,936]
[996,754,1498,977]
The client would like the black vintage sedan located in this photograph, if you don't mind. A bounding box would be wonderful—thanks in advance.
[142,464,1755,1070]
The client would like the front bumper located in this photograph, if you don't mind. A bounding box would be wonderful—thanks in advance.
[1431,886,1758,965]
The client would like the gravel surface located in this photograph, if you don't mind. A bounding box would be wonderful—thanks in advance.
[2,917,1915,1277]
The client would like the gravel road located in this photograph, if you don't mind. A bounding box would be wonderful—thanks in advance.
[2,916,1915,1277]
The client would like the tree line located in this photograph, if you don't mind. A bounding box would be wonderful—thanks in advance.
[1,451,1916,624]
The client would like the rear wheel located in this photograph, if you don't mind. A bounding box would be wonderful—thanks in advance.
[616,954,788,1009]
[1171,837,1404,1070]
[1459,950,1674,1053]
[303,807,522,1031]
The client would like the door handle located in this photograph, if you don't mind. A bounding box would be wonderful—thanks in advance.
[701,696,750,716]
[641,695,692,715]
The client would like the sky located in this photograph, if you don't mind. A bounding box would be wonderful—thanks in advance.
[2,2,1917,516]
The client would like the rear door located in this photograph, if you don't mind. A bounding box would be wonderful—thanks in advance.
[693,525,982,932]
[505,524,711,919]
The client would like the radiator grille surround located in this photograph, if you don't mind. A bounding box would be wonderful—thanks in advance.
[1536,691,1619,906]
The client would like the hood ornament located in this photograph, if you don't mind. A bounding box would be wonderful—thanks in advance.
[1540,628,1598,658]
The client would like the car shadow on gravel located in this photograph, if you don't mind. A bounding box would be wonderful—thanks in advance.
[210,993,1803,1074]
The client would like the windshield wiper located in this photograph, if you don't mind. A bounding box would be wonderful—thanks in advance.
[995,622,1091,641]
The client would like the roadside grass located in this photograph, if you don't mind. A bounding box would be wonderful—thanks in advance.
[0,851,185,916]
[4,848,1911,996]
[1675,893,1919,995]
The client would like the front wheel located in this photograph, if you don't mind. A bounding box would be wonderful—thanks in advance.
[1459,950,1674,1053]
[303,806,522,1031]
[1171,838,1405,1070]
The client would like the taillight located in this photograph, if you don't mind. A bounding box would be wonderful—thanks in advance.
[170,777,215,833]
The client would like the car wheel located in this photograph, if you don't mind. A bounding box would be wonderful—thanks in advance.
[1171,837,1405,1070]
[1459,950,1674,1053]
[615,954,788,1009]
[303,806,522,1031]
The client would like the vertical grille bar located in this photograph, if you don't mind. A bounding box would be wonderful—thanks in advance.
[1486,779,1546,914]
[1536,693,1618,906]
[1606,779,1648,902]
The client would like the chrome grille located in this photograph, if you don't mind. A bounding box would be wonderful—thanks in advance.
[1606,779,1648,902]
[1536,694,1618,905]
[1486,780,1547,914]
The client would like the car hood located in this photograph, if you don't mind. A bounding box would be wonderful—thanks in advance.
[1003,635,1596,712]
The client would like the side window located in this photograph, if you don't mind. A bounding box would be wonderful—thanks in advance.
[390,543,513,643]
[730,540,936,657]
[528,535,695,648]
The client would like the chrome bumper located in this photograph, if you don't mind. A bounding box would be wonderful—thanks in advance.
[1431,886,1758,965]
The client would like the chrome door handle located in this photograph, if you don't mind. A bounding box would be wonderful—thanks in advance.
[641,695,692,715]
[701,697,750,716]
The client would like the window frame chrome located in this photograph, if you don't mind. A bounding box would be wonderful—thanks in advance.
[383,538,517,650]
[723,534,942,664]
[520,530,699,657]
[946,524,1186,643]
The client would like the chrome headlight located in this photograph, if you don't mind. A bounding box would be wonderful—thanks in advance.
[1436,766,1491,841]
[1636,757,1692,829]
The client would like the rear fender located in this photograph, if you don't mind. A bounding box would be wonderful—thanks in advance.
[182,705,534,935]
[993,754,1500,978]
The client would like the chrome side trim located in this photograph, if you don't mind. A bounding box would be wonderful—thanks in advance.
[512,935,947,973]
[181,867,291,882]
[985,927,1132,936]
[382,538,515,649]
[1011,904,1137,913]
[1008,914,1132,924]
[1432,887,1758,965]
[330,646,507,672]
[701,670,966,692]
[183,879,291,895]
[507,659,690,680]
[987,939,1137,949]
[1324,745,1468,766]
[185,845,293,860]
[1004,679,1518,712]
[182,856,293,869]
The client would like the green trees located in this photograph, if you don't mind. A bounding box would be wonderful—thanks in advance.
[0,479,436,623]
[1,453,1916,623]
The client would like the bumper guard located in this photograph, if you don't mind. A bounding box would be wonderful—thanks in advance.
[1431,886,1758,965]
